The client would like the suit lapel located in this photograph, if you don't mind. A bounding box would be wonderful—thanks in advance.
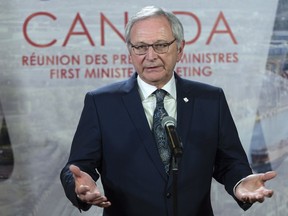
[175,75,195,151]
[166,75,196,187]
[121,74,168,180]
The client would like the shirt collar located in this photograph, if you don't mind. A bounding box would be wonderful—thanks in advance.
[137,74,177,100]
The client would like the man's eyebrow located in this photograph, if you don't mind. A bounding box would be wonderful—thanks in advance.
[134,40,170,44]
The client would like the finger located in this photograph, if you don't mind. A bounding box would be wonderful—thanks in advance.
[90,201,111,208]
[77,185,91,194]
[253,195,265,203]
[98,201,112,208]
[263,189,274,197]
[262,171,277,182]
[241,196,249,203]
[86,194,108,204]
[242,194,260,204]
[89,199,112,208]
[69,164,81,178]
[77,191,98,202]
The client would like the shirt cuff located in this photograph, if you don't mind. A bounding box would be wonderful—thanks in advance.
[233,177,245,196]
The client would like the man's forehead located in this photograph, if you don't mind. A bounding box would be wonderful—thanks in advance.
[130,17,173,42]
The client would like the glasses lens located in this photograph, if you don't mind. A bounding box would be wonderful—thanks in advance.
[133,45,148,55]
[153,44,168,54]
[131,39,175,55]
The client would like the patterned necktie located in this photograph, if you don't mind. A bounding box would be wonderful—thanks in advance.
[153,89,171,173]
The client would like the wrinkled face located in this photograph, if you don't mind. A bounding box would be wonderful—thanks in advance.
[128,15,185,88]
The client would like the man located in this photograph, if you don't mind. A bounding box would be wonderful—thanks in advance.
[60,6,276,216]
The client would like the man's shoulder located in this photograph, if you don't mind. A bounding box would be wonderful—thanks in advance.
[178,76,222,95]
[85,75,137,99]
[91,80,128,94]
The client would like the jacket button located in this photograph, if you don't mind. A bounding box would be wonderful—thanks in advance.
[166,192,171,198]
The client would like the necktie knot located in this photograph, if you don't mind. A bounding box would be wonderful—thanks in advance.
[154,89,167,104]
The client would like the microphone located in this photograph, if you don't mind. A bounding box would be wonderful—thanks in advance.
[162,116,183,158]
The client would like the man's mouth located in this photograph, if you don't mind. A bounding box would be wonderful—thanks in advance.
[145,65,162,71]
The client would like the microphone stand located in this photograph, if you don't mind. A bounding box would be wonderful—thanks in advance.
[171,152,182,216]
[162,116,183,216]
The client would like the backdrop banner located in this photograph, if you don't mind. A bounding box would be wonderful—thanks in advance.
[0,0,287,215]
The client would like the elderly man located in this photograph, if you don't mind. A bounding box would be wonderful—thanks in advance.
[60,6,276,216]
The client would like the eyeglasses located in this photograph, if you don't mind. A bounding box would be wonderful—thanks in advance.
[129,38,177,55]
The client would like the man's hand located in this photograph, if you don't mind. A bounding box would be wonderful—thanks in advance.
[235,171,277,204]
[69,164,111,208]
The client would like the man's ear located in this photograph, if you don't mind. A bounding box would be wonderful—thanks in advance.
[178,40,185,53]
[176,40,185,61]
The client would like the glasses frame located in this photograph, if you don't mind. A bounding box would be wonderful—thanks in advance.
[129,38,177,55]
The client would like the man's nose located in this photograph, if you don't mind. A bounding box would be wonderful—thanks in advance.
[146,46,158,60]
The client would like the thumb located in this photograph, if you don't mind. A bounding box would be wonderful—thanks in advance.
[262,171,277,182]
[69,164,81,178]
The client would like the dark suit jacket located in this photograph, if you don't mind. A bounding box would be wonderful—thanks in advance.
[60,72,252,216]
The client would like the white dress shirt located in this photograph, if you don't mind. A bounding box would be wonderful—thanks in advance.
[137,75,177,129]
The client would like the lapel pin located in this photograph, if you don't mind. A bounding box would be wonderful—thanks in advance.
[183,97,189,103]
